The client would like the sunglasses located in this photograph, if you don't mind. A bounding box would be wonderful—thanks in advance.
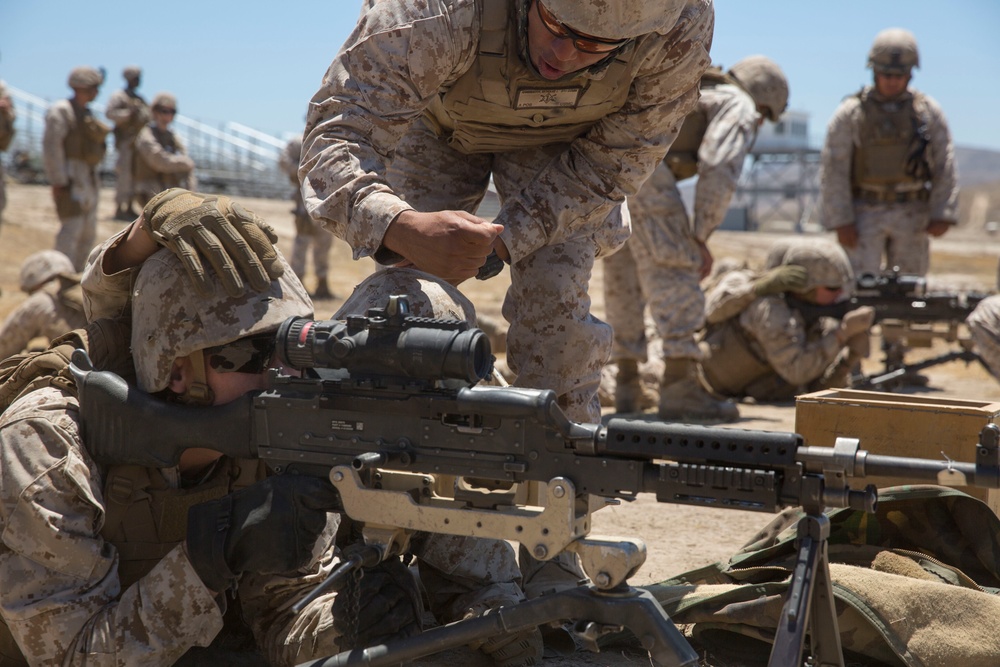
[153,106,177,115]
[535,1,629,54]
[204,333,277,374]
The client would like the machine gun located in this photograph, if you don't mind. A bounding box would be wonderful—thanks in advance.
[787,270,991,389]
[69,296,1000,667]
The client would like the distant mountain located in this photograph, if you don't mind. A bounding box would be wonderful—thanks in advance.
[956,146,1000,188]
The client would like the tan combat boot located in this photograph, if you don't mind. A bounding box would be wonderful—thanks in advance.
[658,358,740,422]
[614,359,656,413]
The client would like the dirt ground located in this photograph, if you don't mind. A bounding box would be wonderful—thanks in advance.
[2,182,999,666]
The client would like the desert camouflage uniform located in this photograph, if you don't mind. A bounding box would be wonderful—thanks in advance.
[279,135,332,286]
[105,87,148,211]
[0,81,14,224]
[0,281,87,360]
[700,268,847,400]
[604,81,760,365]
[820,86,958,277]
[43,98,105,271]
[301,0,714,424]
[968,294,1000,381]
[133,123,196,207]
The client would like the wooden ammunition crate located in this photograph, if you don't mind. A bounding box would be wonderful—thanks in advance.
[794,389,1000,510]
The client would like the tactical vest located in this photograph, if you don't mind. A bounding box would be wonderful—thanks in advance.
[699,319,772,396]
[422,0,635,154]
[113,92,150,144]
[664,68,743,180]
[851,88,931,197]
[134,125,188,191]
[63,104,110,167]
[101,457,265,589]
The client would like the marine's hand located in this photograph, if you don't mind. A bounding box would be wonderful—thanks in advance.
[927,219,952,238]
[383,210,503,284]
[835,224,859,249]
[845,331,871,361]
[753,264,809,296]
[332,556,423,650]
[186,475,340,593]
[697,240,714,280]
[143,188,283,297]
[839,305,876,341]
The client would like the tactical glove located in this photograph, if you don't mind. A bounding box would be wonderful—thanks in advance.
[186,475,340,593]
[143,188,284,298]
[840,305,876,340]
[753,264,809,296]
[332,555,424,650]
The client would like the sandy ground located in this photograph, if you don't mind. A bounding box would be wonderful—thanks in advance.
[1,182,998,666]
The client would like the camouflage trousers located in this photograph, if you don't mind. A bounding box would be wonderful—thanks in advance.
[849,199,932,276]
[385,120,616,423]
[291,214,334,280]
[603,241,705,362]
[54,201,99,272]
[604,161,705,362]
[114,141,136,208]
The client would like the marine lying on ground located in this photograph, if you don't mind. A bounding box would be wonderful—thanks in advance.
[70,295,1000,667]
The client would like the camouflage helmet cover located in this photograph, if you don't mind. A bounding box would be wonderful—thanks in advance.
[334,267,477,325]
[728,55,789,122]
[123,65,142,81]
[540,0,687,41]
[151,92,177,111]
[19,250,75,293]
[67,66,104,89]
[779,240,854,294]
[867,28,919,74]
[131,248,313,392]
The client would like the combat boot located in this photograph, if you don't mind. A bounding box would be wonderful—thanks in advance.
[614,359,656,413]
[658,358,739,422]
[311,278,334,300]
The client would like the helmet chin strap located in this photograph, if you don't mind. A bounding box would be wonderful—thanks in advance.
[177,349,215,406]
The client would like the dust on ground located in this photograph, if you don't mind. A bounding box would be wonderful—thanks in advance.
[2,182,998,666]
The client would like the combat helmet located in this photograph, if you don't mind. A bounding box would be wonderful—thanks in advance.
[728,55,789,122]
[335,267,477,324]
[780,240,854,294]
[151,92,177,112]
[867,28,919,75]
[541,0,687,41]
[67,66,103,89]
[131,248,312,394]
[19,250,75,293]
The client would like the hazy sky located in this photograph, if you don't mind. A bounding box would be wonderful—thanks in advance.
[3,0,999,150]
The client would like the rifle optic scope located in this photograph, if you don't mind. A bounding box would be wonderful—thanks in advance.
[275,315,493,385]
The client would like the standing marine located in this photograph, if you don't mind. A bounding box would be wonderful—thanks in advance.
[42,66,110,270]
[820,28,958,278]
[105,65,149,221]
[603,55,788,421]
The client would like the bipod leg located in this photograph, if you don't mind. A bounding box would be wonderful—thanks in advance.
[768,513,844,667]
[296,584,700,667]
